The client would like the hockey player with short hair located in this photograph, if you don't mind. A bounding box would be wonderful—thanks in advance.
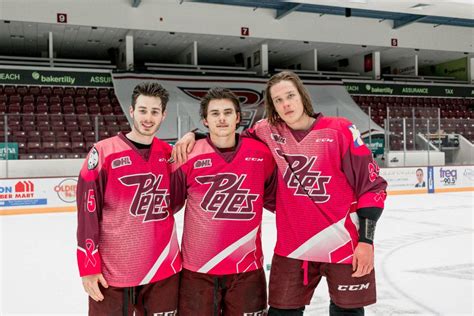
[76,82,181,315]
[173,72,387,315]
[170,87,277,316]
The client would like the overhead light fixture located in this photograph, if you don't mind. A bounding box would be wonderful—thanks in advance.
[410,3,431,10]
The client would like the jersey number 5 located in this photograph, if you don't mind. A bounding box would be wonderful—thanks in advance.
[87,189,96,213]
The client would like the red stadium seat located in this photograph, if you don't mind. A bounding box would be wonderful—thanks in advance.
[64,87,75,96]
[29,86,41,96]
[36,104,48,114]
[72,141,86,153]
[56,141,72,153]
[76,88,87,96]
[40,87,52,96]
[87,88,98,97]
[42,141,56,153]
[16,86,28,96]
[4,85,16,96]
[27,141,41,154]
[55,131,70,142]
[53,87,64,96]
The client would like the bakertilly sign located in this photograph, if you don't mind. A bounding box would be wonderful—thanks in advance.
[345,82,474,98]
[0,68,472,97]
[0,68,112,87]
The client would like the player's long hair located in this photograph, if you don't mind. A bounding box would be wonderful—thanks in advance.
[200,87,241,127]
[131,82,170,112]
[264,71,314,125]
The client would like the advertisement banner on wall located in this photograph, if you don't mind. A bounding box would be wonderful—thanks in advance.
[434,165,474,192]
[419,57,468,81]
[0,142,18,159]
[0,177,77,215]
[379,167,429,194]
[344,82,474,97]
[0,68,112,87]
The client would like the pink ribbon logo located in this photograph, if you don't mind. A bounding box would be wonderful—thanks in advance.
[84,239,97,267]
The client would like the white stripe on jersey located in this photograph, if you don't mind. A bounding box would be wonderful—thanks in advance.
[197,226,259,273]
[139,223,177,285]
[77,246,99,255]
[288,211,359,261]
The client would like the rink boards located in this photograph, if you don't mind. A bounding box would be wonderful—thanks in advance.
[0,165,472,215]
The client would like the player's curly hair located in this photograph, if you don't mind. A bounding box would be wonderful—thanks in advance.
[200,87,241,127]
[264,71,314,125]
[131,81,170,112]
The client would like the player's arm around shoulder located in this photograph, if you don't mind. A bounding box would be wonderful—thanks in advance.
[250,139,277,213]
[169,139,205,213]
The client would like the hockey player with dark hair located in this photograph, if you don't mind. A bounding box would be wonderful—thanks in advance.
[76,82,181,315]
[170,87,277,315]
[173,71,387,315]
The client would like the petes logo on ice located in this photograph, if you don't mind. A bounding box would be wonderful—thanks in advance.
[348,124,364,148]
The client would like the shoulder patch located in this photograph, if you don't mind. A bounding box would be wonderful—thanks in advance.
[88,148,99,170]
[348,124,364,148]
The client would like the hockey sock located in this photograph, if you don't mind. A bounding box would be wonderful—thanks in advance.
[329,301,364,316]
[268,306,305,316]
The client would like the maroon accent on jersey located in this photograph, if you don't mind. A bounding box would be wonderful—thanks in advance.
[76,134,181,286]
[170,136,276,275]
[275,149,331,202]
[118,173,169,222]
[289,118,319,143]
[196,173,259,220]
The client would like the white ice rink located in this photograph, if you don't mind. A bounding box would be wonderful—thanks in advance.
[1,191,473,315]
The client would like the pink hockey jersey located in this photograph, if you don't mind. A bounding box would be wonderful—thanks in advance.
[245,114,387,264]
[170,136,276,275]
[76,133,181,287]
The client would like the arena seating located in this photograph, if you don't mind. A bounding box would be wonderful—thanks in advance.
[351,95,474,149]
[0,85,130,159]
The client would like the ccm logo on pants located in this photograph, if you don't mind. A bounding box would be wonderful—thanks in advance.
[337,283,370,291]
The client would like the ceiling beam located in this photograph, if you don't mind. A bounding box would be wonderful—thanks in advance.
[131,0,141,8]
[393,14,426,29]
[276,3,303,20]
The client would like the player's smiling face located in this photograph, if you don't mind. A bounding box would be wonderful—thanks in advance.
[204,98,240,138]
[129,95,166,142]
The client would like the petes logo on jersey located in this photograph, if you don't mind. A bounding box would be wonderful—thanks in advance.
[119,173,169,222]
[348,124,364,148]
[271,133,286,144]
[196,173,258,220]
[276,149,331,202]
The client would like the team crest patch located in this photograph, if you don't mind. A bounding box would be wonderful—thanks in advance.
[348,124,364,148]
[88,148,99,170]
